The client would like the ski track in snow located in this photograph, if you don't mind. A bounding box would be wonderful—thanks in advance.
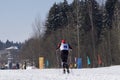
[0,65,120,80]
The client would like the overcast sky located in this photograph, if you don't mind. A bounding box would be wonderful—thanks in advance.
[0,0,73,42]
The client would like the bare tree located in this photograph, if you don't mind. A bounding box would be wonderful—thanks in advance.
[32,15,46,39]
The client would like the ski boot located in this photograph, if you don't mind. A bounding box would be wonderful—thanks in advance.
[66,68,69,73]
[63,68,66,74]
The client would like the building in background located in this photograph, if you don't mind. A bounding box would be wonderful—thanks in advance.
[0,46,19,69]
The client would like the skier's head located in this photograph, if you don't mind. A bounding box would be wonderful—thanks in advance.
[61,39,66,43]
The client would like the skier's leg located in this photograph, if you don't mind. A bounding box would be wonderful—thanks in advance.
[66,64,70,73]
[63,62,66,73]
[63,62,70,73]
[61,52,66,73]
[61,50,70,73]
[65,53,70,73]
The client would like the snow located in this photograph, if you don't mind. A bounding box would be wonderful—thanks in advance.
[0,65,120,80]
[6,46,18,50]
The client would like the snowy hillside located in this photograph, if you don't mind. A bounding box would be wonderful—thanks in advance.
[0,65,120,80]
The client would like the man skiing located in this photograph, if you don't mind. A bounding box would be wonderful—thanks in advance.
[56,39,72,73]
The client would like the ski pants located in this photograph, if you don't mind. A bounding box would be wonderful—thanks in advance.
[60,50,69,69]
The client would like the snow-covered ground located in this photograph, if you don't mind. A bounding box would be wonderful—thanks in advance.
[0,65,120,80]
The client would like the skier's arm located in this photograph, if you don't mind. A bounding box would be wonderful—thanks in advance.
[68,44,72,49]
[56,43,60,50]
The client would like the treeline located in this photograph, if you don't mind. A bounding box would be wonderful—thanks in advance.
[0,40,22,50]
[20,0,120,68]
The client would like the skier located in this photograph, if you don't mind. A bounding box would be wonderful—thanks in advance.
[56,39,72,73]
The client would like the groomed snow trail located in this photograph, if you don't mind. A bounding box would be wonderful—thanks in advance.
[0,66,120,80]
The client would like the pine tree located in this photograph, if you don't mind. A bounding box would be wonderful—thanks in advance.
[106,0,117,64]
[109,0,120,65]
[45,3,60,33]
[105,0,117,29]
[45,1,69,34]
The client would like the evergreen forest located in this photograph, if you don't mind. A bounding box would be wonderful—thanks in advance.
[19,0,120,68]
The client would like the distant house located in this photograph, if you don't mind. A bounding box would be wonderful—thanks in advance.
[0,46,19,69]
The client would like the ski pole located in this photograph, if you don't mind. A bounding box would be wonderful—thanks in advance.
[56,50,59,68]
[56,50,62,74]
[69,50,73,74]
